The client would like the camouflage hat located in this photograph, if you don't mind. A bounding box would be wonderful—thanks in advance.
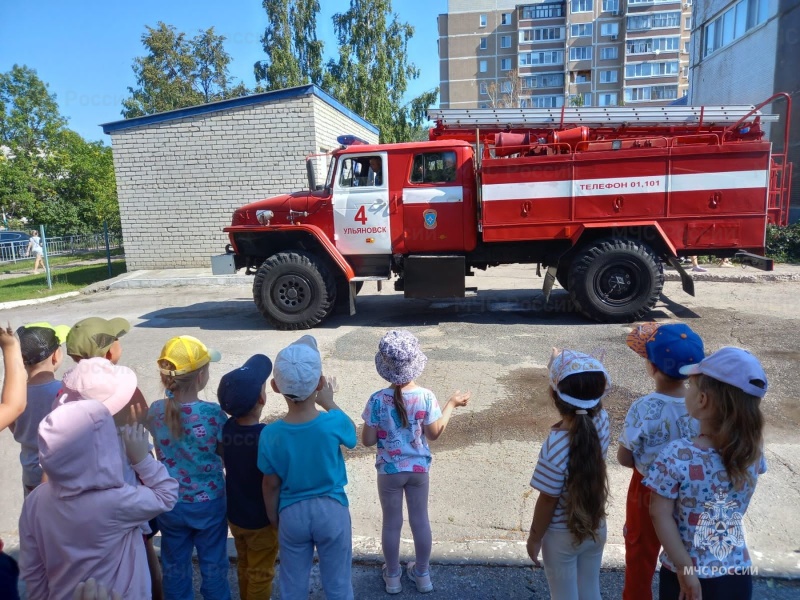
[66,317,131,358]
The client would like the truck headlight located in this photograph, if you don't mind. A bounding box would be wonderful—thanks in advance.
[256,210,274,225]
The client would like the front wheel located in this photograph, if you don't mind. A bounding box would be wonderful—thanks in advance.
[253,251,337,330]
[567,239,664,322]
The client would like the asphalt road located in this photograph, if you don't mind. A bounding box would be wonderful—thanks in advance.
[3,265,800,596]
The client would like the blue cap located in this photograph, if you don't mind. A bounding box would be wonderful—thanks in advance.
[217,354,273,417]
[646,323,705,379]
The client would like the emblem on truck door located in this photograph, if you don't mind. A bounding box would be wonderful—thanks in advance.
[423,209,438,229]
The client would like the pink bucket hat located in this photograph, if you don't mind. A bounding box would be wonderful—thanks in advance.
[548,349,611,409]
[58,357,138,416]
[375,330,428,386]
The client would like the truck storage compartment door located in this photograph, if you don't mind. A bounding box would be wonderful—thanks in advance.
[332,152,392,256]
[403,255,466,299]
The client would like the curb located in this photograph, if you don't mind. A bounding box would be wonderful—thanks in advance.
[664,270,800,283]
[0,291,80,311]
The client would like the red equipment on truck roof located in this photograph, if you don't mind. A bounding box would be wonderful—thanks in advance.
[222,93,792,329]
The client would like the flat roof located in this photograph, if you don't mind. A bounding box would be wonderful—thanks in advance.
[101,85,379,135]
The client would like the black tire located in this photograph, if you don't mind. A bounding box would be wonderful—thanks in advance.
[567,239,663,322]
[253,251,337,330]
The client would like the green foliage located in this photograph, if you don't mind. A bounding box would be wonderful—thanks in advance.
[122,22,248,118]
[766,223,800,264]
[255,0,324,90]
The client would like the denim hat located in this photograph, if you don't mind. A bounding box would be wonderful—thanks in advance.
[627,322,705,379]
[218,354,273,417]
[680,346,768,398]
[273,336,322,401]
[375,330,428,386]
[548,349,611,409]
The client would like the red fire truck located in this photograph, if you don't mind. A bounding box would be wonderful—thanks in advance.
[223,93,792,329]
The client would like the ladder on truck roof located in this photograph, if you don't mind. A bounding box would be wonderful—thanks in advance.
[428,105,780,130]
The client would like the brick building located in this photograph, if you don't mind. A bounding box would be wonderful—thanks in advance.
[102,85,378,270]
[438,0,691,109]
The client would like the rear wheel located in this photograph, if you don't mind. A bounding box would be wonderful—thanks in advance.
[568,239,663,322]
[253,251,337,330]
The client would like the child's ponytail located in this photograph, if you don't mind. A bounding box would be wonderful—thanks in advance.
[159,359,208,439]
[552,371,609,543]
[392,384,410,429]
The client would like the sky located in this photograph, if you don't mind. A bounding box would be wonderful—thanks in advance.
[0,0,447,143]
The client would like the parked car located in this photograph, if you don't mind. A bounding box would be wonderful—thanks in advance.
[0,230,32,263]
[0,231,31,244]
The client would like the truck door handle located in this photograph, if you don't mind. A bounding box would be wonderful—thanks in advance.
[709,192,721,209]
[390,194,399,214]
[521,201,532,216]
[613,196,624,212]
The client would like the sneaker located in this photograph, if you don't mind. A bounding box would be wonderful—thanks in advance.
[382,564,402,594]
[406,561,433,593]
[692,265,708,273]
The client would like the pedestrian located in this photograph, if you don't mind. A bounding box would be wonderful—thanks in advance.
[18,400,178,600]
[645,347,768,600]
[12,323,70,496]
[146,335,231,600]
[526,348,611,600]
[218,355,279,600]
[258,335,357,600]
[26,230,44,274]
[617,322,705,600]
[361,330,470,594]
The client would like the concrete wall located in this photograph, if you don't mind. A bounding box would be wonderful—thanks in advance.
[109,92,377,270]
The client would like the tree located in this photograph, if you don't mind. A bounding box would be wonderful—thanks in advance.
[486,69,522,108]
[122,22,248,118]
[255,0,324,90]
[323,0,438,143]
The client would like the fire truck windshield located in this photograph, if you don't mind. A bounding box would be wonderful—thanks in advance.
[324,156,337,190]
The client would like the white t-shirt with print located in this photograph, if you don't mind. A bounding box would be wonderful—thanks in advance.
[361,387,442,475]
[619,392,699,475]
[643,438,766,577]
[530,409,610,531]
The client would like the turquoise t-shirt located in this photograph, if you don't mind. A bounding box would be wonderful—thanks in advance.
[257,409,356,512]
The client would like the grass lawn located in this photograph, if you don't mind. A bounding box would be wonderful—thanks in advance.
[0,248,124,274]
[0,261,127,303]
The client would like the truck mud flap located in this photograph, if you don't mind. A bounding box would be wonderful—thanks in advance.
[404,256,466,299]
[666,257,695,296]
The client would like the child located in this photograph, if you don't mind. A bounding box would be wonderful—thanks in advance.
[65,316,161,599]
[218,354,279,599]
[361,330,470,594]
[18,400,178,600]
[146,335,230,600]
[258,335,357,600]
[527,349,611,600]
[618,322,705,600]
[0,324,26,432]
[645,347,768,600]
[11,323,70,496]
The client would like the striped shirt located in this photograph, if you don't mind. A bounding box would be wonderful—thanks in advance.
[530,409,610,530]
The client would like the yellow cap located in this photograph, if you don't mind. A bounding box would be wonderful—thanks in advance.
[158,335,221,376]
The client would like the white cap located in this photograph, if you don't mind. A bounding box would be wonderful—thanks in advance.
[679,346,768,398]
[273,335,322,401]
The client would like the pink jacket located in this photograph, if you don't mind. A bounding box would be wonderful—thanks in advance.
[19,400,178,600]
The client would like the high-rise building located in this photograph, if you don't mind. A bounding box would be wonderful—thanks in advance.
[438,0,691,109]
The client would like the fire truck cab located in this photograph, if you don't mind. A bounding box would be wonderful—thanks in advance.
[224,94,792,330]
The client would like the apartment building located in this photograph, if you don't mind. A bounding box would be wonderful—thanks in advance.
[438,0,691,109]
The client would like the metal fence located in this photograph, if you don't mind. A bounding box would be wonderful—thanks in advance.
[0,233,123,265]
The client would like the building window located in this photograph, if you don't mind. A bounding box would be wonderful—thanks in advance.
[569,46,593,60]
[703,0,769,58]
[571,0,593,13]
[501,58,513,70]
[601,46,619,59]
[520,50,565,66]
[583,93,592,106]
[480,14,487,27]
[520,27,565,42]
[479,103,488,109]
[501,12,512,25]
[600,69,618,83]
[522,3,566,19]
[502,81,513,93]
[598,92,618,106]
[629,0,684,3]
[531,95,565,108]
[601,23,619,36]
[501,35,512,48]
[624,85,679,102]
[683,40,690,52]
[522,72,566,89]
[480,37,488,50]
[627,36,680,53]
[479,82,488,94]
[625,61,679,78]
[602,0,619,12]
[571,23,593,37]
[479,60,488,73]
[627,11,681,31]
[685,16,692,29]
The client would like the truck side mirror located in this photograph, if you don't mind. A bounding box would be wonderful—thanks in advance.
[306,158,317,192]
